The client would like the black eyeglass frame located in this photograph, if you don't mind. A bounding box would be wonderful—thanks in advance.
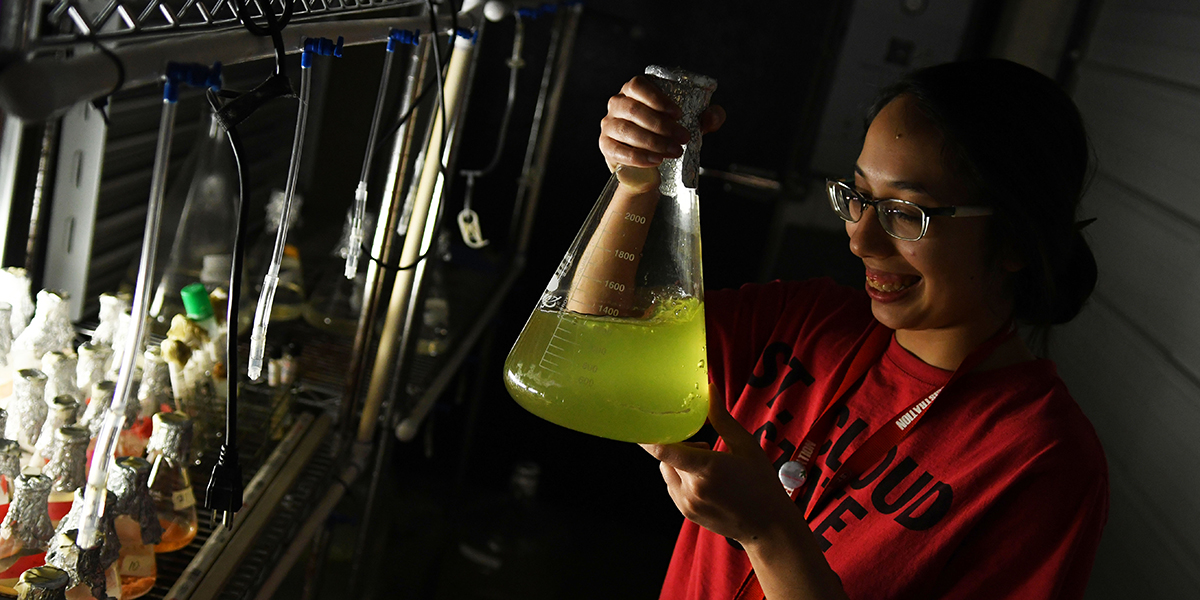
[825,179,994,241]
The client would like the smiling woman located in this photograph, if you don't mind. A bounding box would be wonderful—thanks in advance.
[598,58,1107,600]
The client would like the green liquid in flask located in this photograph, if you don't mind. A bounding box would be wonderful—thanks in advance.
[503,298,709,444]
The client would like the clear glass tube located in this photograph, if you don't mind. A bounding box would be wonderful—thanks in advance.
[77,96,177,551]
[345,47,396,279]
[249,63,313,380]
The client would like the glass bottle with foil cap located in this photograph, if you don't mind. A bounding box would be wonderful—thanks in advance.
[14,565,70,600]
[33,397,79,468]
[0,302,13,402]
[0,268,35,340]
[503,66,715,444]
[42,352,79,409]
[74,343,111,421]
[109,457,163,599]
[304,208,371,336]
[0,438,19,515]
[47,489,122,600]
[0,473,54,586]
[146,413,197,553]
[44,426,88,526]
[11,291,74,371]
[91,292,129,348]
[80,381,115,441]
[137,347,172,417]
[5,368,48,452]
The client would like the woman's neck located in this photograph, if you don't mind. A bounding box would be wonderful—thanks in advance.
[894,319,1035,372]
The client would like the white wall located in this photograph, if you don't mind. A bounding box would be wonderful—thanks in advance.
[1049,0,1200,597]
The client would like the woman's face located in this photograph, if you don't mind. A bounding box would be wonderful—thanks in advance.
[848,95,1012,336]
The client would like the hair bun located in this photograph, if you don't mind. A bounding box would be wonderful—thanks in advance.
[1049,228,1098,325]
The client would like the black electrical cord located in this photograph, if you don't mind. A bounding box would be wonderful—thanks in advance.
[204,89,248,524]
[204,0,294,526]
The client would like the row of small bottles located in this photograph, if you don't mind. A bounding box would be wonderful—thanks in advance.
[0,412,197,599]
[0,269,215,599]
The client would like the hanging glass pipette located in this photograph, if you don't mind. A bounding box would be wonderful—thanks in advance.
[344,29,420,280]
[248,36,343,381]
[74,62,221,552]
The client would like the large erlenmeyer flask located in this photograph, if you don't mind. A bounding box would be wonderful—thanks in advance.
[504,66,716,444]
[149,110,239,333]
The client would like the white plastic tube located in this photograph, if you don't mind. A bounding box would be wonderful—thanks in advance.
[77,95,177,549]
[248,63,313,380]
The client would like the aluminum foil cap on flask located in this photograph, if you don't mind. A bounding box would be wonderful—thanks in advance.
[108,457,164,545]
[11,291,74,369]
[0,302,13,366]
[5,368,48,447]
[45,426,89,494]
[75,343,112,414]
[148,412,193,464]
[46,526,111,600]
[137,346,172,417]
[35,396,79,460]
[92,292,130,347]
[643,65,717,196]
[0,473,54,552]
[52,489,120,570]
[41,352,79,408]
[0,267,35,339]
[14,565,70,600]
[0,438,21,483]
[81,380,115,438]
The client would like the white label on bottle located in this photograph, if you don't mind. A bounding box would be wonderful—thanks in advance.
[120,553,155,577]
[172,487,196,510]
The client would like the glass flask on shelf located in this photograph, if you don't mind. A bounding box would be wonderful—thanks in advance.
[6,368,47,452]
[0,473,54,587]
[44,426,88,525]
[109,457,163,599]
[0,438,19,517]
[14,565,70,600]
[303,209,371,336]
[48,489,122,600]
[503,66,716,445]
[33,397,79,469]
[0,302,13,402]
[149,109,239,334]
[243,190,306,334]
[145,413,197,553]
[0,267,35,340]
[11,291,73,372]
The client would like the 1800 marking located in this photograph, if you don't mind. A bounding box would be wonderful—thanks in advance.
[615,250,636,261]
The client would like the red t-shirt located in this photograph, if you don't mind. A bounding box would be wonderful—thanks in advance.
[660,279,1108,600]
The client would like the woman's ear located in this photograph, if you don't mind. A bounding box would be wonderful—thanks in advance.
[998,240,1025,273]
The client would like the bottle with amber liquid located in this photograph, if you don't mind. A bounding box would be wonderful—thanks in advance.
[146,413,198,552]
[0,473,54,588]
[110,457,164,598]
[48,489,122,600]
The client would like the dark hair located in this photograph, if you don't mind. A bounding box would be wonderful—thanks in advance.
[866,58,1097,334]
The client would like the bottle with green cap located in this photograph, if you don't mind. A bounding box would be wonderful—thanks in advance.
[180,282,227,401]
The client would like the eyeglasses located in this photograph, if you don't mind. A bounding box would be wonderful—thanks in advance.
[826,179,994,241]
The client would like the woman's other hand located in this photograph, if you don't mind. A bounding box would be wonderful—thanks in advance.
[641,383,796,545]
[599,75,726,172]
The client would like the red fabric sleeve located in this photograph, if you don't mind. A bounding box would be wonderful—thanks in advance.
[930,465,1109,600]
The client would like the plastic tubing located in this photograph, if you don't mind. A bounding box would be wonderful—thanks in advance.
[345,35,402,280]
[248,57,313,380]
[77,88,179,550]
